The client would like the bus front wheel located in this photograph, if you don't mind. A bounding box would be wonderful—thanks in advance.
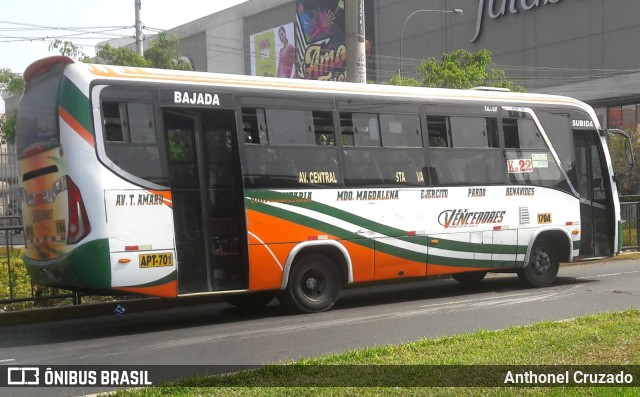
[518,238,559,288]
[280,254,341,313]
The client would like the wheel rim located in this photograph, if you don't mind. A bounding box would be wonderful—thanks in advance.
[300,269,327,302]
[531,248,551,275]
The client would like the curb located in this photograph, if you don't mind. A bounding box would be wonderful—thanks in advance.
[0,294,227,327]
[3,252,640,327]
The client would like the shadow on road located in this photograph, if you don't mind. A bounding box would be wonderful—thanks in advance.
[0,273,596,348]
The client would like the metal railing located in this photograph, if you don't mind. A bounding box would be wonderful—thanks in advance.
[620,201,640,251]
[0,220,80,309]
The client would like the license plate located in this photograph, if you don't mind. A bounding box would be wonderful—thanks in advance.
[139,252,173,268]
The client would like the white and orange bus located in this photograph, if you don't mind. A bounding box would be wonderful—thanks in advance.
[15,56,633,312]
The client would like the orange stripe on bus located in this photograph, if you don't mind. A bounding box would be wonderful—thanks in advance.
[339,240,375,282]
[374,249,426,280]
[147,189,172,208]
[245,210,500,288]
[247,208,329,245]
[427,264,494,276]
[113,280,177,298]
[59,107,95,147]
[248,209,332,290]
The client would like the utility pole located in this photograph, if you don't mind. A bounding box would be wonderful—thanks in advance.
[135,0,144,56]
[345,0,366,83]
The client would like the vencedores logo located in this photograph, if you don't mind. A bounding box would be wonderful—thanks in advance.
[438,209,506,228]
[471,0,562,42]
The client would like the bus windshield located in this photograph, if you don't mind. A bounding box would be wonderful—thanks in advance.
[15,62,64,159]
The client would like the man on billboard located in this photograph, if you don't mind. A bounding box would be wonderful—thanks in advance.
[277,26,295,78]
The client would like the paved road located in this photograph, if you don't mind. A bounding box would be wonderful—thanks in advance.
[2,257,640,396]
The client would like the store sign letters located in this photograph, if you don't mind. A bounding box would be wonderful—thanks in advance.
[472,0,562,42]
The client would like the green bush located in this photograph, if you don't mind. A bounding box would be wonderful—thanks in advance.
[0,251,32,301]
[0,251,33,310]
[0,251,74,310]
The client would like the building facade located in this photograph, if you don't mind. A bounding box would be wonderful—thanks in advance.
[132,0,637,127]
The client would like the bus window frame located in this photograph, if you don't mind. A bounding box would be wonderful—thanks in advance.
[92,84,170,190]
[501,106,578,197]
[424,104,506,187]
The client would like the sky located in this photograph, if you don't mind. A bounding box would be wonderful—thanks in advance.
[0,0,249,112]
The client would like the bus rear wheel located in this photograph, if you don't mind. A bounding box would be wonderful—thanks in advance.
[452,271,487,286]
[518,238,559,288]
[280,254,341,313]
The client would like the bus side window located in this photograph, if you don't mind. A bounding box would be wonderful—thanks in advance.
[503,118,520,148]
[449,116,498,148]
[103,101,155,143]
[265,109,315,145]
[103,102,129,142]
[503,117,546,149]
[379,114,422,148]
[100,99,164,183]
[242,107,268,144]
[313,111,335,146]
[426,116,449,148]
[128,103,157,143]
[340,112,381,147]
[339,112,355,146]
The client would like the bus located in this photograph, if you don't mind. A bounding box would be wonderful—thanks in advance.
[15,56,633,313]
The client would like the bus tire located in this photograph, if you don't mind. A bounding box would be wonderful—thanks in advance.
[518,238,559,288]
[225,291,276,310]
[452,271,487,285]
[280,254,341,313]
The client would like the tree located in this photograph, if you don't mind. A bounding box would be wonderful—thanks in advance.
[93,32,192,70]
[0,68,24,97]
[0,110,17,144]
[94,44,151,67]
[0,68,23,144]
[388,49,524,92]
[144,31,193,70]
[608,128,640,196]
[48,40,88,60]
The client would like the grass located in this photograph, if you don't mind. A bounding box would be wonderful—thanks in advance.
[106,310,640,396]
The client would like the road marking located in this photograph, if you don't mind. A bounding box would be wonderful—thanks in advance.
[0,359,16,363]
[146,289,577,350]
[576,270,640,280]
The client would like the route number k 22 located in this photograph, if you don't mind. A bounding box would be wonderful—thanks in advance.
[507,159,533,173]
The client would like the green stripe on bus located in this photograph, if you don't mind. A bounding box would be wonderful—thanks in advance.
[247,190,405,237]
[247,190,526,255]
[429,254,516,269]
[247,198,528,266]
[59,77,94,137]
[24,238,111,290]
[247,198,374,250]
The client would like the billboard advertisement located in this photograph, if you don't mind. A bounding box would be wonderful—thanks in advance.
[249,1,374,81]
[295,0,374,81]
[250,23,296,78]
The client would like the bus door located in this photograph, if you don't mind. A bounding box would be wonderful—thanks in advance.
[573,131,615,258]
[163,108,247,294]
